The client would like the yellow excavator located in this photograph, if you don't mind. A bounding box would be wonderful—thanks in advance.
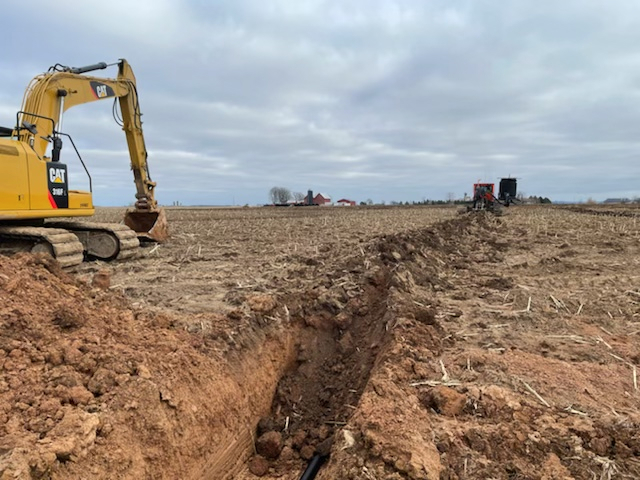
[0,59,168,267]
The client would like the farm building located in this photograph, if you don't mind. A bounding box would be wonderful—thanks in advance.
[313,193,332,206]
[336,199,356,206]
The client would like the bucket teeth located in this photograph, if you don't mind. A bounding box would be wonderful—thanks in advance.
[124,208,169,243]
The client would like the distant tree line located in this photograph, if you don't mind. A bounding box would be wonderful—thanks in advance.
[268,187,306,204]
[269,187,291,204]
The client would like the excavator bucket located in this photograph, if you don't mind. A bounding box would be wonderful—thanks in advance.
[123,208,169,243]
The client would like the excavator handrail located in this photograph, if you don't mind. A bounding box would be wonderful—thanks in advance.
[56,132,92,192]
[15,110,55,139]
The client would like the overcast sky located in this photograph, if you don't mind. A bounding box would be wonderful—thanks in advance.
[2,0,640,205]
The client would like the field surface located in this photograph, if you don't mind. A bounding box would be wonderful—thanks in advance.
[1,204,640,479]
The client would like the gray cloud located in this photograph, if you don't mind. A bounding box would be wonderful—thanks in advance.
[1,0,640,205]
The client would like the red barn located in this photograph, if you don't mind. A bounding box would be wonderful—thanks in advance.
[336,199,356,206]
[313,193,331,205]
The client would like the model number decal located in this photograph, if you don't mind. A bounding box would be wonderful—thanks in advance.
[46,162,69,209]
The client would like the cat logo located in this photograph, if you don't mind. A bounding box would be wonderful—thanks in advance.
[96,84,108,98]
[90,81,114,99]
[49,167,66,184]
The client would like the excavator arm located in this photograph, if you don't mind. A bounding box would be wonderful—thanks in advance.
[17,59,167,242]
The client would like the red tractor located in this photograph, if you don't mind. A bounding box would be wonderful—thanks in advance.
[468,183,502,214]
[467,178,519,214]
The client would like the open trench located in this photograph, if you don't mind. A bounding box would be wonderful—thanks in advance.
[247,269,392,478]
[196,267,394,479]
[189,217,477,479]
[188,214,493,479]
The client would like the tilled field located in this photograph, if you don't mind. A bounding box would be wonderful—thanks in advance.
[1,205,640,479]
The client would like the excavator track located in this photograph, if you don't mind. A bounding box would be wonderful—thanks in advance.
[46,221,140,261]
[0,226,85,268]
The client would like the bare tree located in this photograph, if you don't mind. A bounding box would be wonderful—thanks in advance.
[292,192,306,203]
[269,187,292,204]
[447,192,455,203]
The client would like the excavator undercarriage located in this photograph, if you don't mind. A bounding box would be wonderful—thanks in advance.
[47,221,140,261]
[0,220,145,268]
[0,226,85,268]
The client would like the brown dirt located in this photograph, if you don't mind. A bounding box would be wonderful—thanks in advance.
[1,205,640,480]
[0,254,292,479]
[313,208,640,480]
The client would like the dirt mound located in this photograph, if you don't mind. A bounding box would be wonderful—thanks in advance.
[0,254,290,479]
[314,212,640,479]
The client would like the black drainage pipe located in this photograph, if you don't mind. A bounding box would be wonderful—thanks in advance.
[299,454,327,480]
